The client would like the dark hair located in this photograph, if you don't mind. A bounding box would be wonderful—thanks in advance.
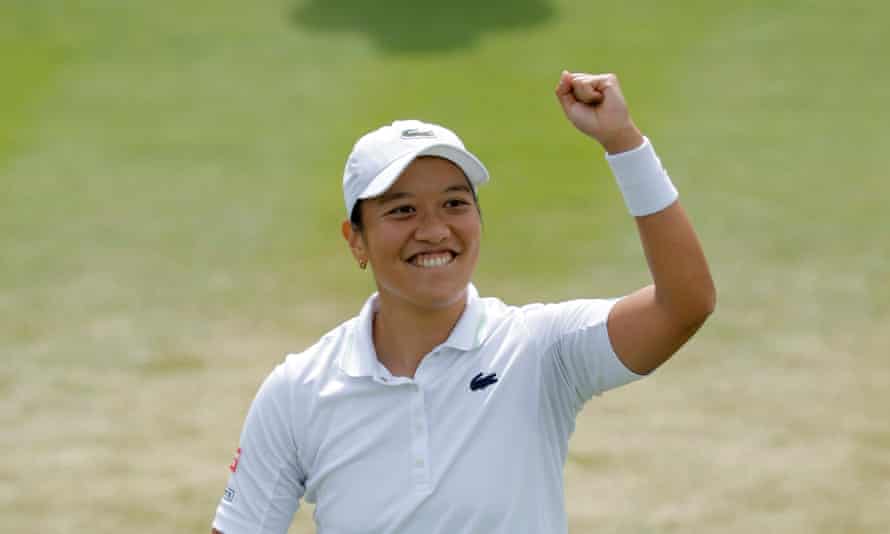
[350,177,482,232]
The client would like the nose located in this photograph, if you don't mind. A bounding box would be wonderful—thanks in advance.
[414,211,450,244]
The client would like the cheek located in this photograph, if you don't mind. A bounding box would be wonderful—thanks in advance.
[365,227,407,261]
[458,221,482,256]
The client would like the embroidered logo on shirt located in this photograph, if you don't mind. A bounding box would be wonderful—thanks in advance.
[223,487,236,503]
[469,372,498,391]
[229,447,242,473]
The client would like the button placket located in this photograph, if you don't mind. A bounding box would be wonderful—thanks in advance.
[408,385,431,490]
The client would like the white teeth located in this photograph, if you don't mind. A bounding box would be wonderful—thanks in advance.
[413,253,454,268]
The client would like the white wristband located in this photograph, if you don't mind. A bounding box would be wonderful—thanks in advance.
[605,137,678,216]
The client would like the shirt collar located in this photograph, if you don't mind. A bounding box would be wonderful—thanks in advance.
[442,283,486,351]
[338,283,489,378]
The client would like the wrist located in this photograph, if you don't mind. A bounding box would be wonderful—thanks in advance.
[601,124,644,155]
[605,137,678,216]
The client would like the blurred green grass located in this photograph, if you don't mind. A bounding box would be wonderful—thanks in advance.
[2,0,888,532]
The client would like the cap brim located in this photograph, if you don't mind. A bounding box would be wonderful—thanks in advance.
[358,144,489,201]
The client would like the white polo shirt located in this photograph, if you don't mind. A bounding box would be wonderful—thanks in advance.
[213,285,644,534]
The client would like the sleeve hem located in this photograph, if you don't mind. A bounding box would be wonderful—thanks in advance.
[212,513,258,534]
[597,298,647,388]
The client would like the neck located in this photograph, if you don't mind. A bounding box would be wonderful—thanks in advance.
[373,289,468,378]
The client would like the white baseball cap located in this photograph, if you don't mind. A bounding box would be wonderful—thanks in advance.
[342,119,489,217]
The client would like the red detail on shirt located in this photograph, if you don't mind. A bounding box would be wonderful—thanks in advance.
[229,447,242,473]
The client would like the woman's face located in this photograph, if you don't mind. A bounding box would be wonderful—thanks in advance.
[345,156,482,311]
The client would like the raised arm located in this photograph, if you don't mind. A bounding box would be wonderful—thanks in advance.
[555,71,716,375]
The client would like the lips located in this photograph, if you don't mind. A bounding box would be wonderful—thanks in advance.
[407,250,457,268]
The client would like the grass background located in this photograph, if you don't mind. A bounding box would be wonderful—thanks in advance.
[2,0,888,532]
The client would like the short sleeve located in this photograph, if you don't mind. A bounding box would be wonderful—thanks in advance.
[523,298,644,414]
[212,364,306,534]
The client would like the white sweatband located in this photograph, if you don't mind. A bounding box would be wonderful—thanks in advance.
[605,137,678,216]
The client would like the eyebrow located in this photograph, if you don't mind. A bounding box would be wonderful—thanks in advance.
[445,184,473,194]
[375,184,473,204]
[375,191,412,204]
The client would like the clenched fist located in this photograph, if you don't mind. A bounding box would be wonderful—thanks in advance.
[555,71,644,154]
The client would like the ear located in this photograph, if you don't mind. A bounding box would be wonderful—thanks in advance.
[341,220,367,263]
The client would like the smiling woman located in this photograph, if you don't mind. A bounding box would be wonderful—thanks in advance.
[210,72,715,534]
[344,155,484,376]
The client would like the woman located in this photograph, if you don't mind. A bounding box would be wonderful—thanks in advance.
[212,71,715,534]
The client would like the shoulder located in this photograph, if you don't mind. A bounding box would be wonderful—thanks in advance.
[473,295,523,336]
[519,298,616,322]
[474,294,618,354]
[479,293,616,327]
[264,316,359,396]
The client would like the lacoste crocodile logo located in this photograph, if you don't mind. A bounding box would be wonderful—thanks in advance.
[401,128,436,139]
[469,372,498,391]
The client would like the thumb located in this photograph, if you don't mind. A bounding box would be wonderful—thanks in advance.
[554,70,578,116]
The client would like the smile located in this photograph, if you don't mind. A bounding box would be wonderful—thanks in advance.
[408,251,457,268]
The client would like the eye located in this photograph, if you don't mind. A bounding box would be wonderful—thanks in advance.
[385,205,415,217]
[444,198,471,209]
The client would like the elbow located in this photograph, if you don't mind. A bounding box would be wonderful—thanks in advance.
[702,280,717,318]
[690,282,717,328]
[670,282,716,332]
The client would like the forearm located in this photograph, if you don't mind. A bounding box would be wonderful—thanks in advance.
[635,201,716,325]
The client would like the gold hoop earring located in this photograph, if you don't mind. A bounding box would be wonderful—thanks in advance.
[359,260,368,270]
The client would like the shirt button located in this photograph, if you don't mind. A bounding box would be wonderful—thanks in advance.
[415,458,424,468]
